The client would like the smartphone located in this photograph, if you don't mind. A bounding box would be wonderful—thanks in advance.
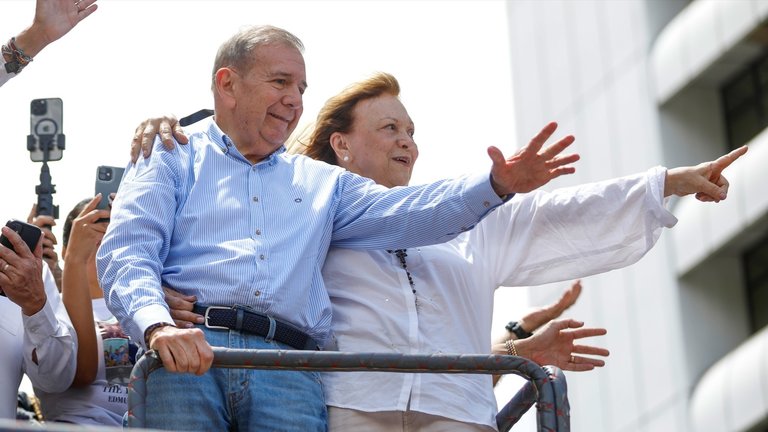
[28,98,64,162]
[0,220,42,254]
[95,165,125,210]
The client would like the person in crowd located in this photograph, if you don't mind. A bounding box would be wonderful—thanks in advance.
[96,24,580,431]
[34,196,135,426]
[0,223,76,420]
[0,0,97,422]
[1,0,97,87]
[136,68,746,431]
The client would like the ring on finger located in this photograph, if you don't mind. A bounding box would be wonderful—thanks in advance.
[570,355,575,363]
[3,263,9,272]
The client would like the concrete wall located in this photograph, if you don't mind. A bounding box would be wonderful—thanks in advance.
[504,1,695,430]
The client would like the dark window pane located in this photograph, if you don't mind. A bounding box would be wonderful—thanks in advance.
[757,55,768,86]
[722,52,768,149]
[750,281,768,331]
[724,71,757,111]
[745,238,768,283]
[727,106,763,146]
[744,233,768,333]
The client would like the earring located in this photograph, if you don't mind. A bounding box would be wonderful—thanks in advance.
[342,154,349,162]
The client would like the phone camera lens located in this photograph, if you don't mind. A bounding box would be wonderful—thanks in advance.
[98,167,112,181]
[31,99,47,116]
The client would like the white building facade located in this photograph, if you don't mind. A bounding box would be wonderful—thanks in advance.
[504,1,768,431]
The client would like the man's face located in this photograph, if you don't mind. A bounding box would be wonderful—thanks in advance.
[232,43,307,159]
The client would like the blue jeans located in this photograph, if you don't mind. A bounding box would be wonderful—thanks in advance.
[144,325,327,431]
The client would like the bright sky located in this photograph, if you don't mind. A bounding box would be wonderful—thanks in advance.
[2,0,532,422]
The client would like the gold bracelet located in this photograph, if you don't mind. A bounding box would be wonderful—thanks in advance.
[505,338,518,356]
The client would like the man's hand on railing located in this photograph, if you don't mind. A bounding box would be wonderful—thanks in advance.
[146,325,213,375]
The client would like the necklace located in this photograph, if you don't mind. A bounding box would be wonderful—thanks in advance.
[387,249,418,308]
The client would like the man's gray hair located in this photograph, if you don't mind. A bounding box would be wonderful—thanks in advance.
[211,25,304,89]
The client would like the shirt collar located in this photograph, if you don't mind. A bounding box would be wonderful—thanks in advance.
[203,118,286,166]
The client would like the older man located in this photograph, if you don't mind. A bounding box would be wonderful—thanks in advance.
[97,25,578,431]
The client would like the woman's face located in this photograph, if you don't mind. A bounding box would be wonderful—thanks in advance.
[339,94,418,187]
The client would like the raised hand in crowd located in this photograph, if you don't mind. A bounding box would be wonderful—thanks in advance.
[2,0,99,87]
[60,195,110,385]
[18,0,99,58]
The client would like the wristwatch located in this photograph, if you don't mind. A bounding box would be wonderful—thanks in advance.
[505,321,533,339]
[143,322,176,347]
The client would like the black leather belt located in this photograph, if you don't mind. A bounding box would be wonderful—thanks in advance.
[193,305,320,351]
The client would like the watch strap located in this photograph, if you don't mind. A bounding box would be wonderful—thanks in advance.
[505,320,533,339]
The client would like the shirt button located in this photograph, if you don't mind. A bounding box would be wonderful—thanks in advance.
[255,229,261,235]
[254,290,261,297]
[483,201,491,208]
[252,166,257,171]
[259,254,265,260]
[253,196,259,202]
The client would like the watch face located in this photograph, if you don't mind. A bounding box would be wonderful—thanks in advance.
[509,322,532,339]
[505,321,517,332]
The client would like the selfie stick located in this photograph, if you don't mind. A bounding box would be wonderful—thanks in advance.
[28,131,65,221]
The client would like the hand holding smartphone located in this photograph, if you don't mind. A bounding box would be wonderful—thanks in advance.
[0,220,42,254]
[0,220,43,298]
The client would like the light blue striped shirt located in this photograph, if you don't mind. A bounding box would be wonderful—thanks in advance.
[96,118,505,345]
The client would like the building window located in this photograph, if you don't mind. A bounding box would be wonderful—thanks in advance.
[743,231,768,333]
[722,52,768,149]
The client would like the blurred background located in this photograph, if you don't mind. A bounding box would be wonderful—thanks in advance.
[3,1,768,431]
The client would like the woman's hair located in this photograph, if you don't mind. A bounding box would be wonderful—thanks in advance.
[211,25,304,90]
[62,198,91,249]
[293,72,401,165]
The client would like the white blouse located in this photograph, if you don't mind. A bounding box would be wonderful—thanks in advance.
[322,167,677,429]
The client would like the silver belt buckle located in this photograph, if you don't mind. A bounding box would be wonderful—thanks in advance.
[204,306,232,330]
